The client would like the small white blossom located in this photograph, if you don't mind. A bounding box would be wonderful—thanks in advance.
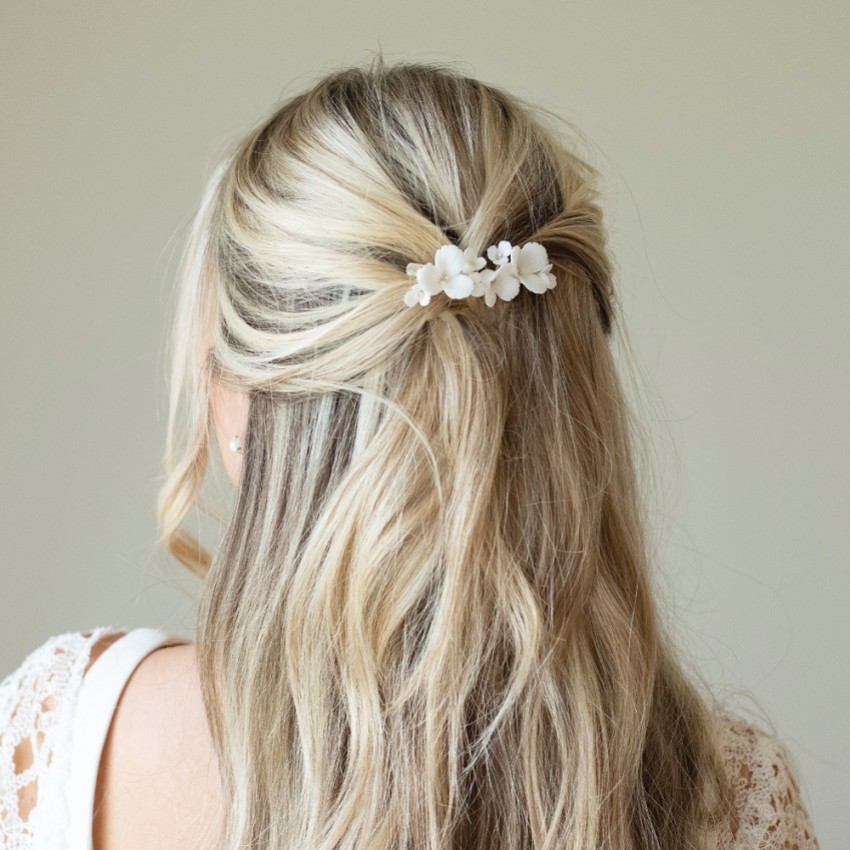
[472,266,521,307]
[405,244,485,302]
[404,281,431,307]
[461,247,487,276]
[509,242,557,293]
[486,240,513,266]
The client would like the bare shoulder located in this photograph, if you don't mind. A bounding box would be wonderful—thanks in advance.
[92,640,223,850]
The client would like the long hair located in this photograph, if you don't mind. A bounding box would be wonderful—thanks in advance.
[157,56,734,849]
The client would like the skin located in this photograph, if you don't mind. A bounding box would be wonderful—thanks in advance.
[92,371,248,849]
[92,640,223,850]
[208,374,250,488]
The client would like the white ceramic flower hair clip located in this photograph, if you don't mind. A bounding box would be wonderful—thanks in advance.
[403,240,557,309]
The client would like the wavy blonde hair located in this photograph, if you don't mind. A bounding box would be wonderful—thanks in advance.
[157,56,734,850]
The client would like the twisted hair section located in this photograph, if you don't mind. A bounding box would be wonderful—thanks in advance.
[157,55,732,850]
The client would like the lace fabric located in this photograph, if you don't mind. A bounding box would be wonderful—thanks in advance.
[714,712,820,849]
[0,627,116,849]
[0,629,821,849]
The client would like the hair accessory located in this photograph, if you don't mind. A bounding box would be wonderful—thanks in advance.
[228,435,243,454]
[404,241,557,308]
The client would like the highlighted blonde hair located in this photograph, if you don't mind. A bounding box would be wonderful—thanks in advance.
[157,56,733,850]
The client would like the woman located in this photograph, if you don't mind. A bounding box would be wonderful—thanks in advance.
[0,57,820,849]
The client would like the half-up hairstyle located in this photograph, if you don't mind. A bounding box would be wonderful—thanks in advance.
[157,55,733,850]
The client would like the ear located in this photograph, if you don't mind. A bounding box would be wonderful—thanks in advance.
[209,381,250,486]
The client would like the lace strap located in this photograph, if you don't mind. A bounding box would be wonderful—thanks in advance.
[0,627,120,848]
[717,712,820,849]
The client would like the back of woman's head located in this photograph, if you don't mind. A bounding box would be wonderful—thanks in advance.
[158,55,732,850]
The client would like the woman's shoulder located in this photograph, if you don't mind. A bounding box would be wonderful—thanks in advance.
[92,636,223,850]
[0,625,186,846]
[0,626,182,719]
[711,709,820,849]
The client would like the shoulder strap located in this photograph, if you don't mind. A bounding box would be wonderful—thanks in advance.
[64,627,189,850]
[2,627,117,850]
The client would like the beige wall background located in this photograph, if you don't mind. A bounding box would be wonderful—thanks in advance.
[1,0,846,842]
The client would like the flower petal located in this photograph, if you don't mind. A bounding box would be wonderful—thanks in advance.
[470,269,496,298]
[417,263,443,294]
[406,262,424,277]
[404,287,420,307]
[485,289,497,307]
[463,247,486,272]
[435,244,466,277]
[516,242,549,275]
[493,264,521,300]
[442,273,475,299]
[519,271,549,294]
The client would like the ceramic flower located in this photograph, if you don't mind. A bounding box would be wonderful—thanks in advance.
[486,240,513,267]
[405,245,486,306]
[507,242,557,293]
[403,279,432,307]
[471,265,521,307]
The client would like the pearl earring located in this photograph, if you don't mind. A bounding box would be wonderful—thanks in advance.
[228,435,243,454]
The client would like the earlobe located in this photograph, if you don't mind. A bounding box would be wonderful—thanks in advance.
[210,382,249,486]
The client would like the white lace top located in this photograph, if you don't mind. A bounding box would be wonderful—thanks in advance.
[0,628,821,849]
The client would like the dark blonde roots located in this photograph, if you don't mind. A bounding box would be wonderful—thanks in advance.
[157,55,733,850]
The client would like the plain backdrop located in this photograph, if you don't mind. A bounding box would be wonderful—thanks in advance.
[1,1,846,843]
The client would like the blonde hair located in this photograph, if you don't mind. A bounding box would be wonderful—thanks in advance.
[157,56,733,849]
